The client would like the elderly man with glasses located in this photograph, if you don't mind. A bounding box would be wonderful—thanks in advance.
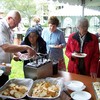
[0,10,36,87]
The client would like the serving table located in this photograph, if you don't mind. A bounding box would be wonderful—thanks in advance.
[54,71,99,100]
[1,71,99,100]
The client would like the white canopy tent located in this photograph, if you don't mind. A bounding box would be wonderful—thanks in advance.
[50,4,100,16]
[51,0,100,16]
[52,0,100,6]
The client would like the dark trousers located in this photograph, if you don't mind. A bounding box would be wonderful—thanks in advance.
[0,74,8,87]
[97,61,100,78]
[78,58,86,75]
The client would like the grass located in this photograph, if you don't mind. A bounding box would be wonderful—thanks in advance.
[9,50,69,79]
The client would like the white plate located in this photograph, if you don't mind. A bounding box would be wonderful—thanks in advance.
[49,45,58,48]
[72,53,87,58]
[6,63,11,67]
[71,91,91,100]
[19,53,34,61]
[65,80,86,91]
[0,70,4,76]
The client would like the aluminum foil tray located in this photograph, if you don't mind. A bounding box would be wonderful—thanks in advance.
[0,78,33,100]
[27,77,63,100]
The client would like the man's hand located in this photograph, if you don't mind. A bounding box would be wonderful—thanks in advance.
[26,46,36,57]
[13,55,19,61]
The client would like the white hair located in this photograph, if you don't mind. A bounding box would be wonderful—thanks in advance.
[76,17,89,28]
[6,10,21,22]
[97,28,100,33]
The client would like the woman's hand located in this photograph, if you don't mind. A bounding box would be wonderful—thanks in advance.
[26,46,36,57]
[90,72,97,79]
[13,55,19,61]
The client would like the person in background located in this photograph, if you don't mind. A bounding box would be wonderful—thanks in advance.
[32,16,43,36]
[0,10,36,87]
[65,17,99,78]
[96,28,100,43]
[42,16,66,71]
[13,27,47,77]
[98,46,100,78]
[96,28,100,78]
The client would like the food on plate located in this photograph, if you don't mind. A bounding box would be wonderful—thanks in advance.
[0,83,28,98]
[19,53,35,60]
[2,63,6,66]
[31,80,59,98]
[74,53,83,56]
[72,52,87,58]
[19,53,29,60]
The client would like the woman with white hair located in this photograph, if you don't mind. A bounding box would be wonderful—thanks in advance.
[65,17,99,78]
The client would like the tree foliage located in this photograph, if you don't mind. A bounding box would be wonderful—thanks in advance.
[0,0,37,25]
[0,0,49,26]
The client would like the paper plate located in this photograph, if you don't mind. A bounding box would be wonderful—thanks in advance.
[65,80,86,91]
[49,45,58,48]
[0,70,4,76]
[19,53,34,61]
[71,91,91,100]
[72,53,87,58]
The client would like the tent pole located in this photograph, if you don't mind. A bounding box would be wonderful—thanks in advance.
[81,0,85,16]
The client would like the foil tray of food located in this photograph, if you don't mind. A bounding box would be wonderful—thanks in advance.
[92,82,100,100]
[27,77,63,100]
[0,78,33,100]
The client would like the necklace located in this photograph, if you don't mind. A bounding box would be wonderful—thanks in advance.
[31,44,38,52]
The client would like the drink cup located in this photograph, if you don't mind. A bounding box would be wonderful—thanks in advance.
[52,61,58,75]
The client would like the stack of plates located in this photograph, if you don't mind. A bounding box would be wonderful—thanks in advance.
[71,91,91,100]
[65,80,91,100]
[65,80,86,91]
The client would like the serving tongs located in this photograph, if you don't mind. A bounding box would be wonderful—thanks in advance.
[62,84,73,100]
[28,53,48,65]
[36,53,48,58]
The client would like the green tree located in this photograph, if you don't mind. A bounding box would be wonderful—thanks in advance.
[0,0,36,26]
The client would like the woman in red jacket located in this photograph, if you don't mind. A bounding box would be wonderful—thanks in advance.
[65,17,99,78]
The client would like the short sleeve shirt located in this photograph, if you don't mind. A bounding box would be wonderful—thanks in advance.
[42,28,66,61]
[0,19,12,63]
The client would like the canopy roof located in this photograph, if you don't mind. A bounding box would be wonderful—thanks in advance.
[50,5,100,16]
[52,0,100,11]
